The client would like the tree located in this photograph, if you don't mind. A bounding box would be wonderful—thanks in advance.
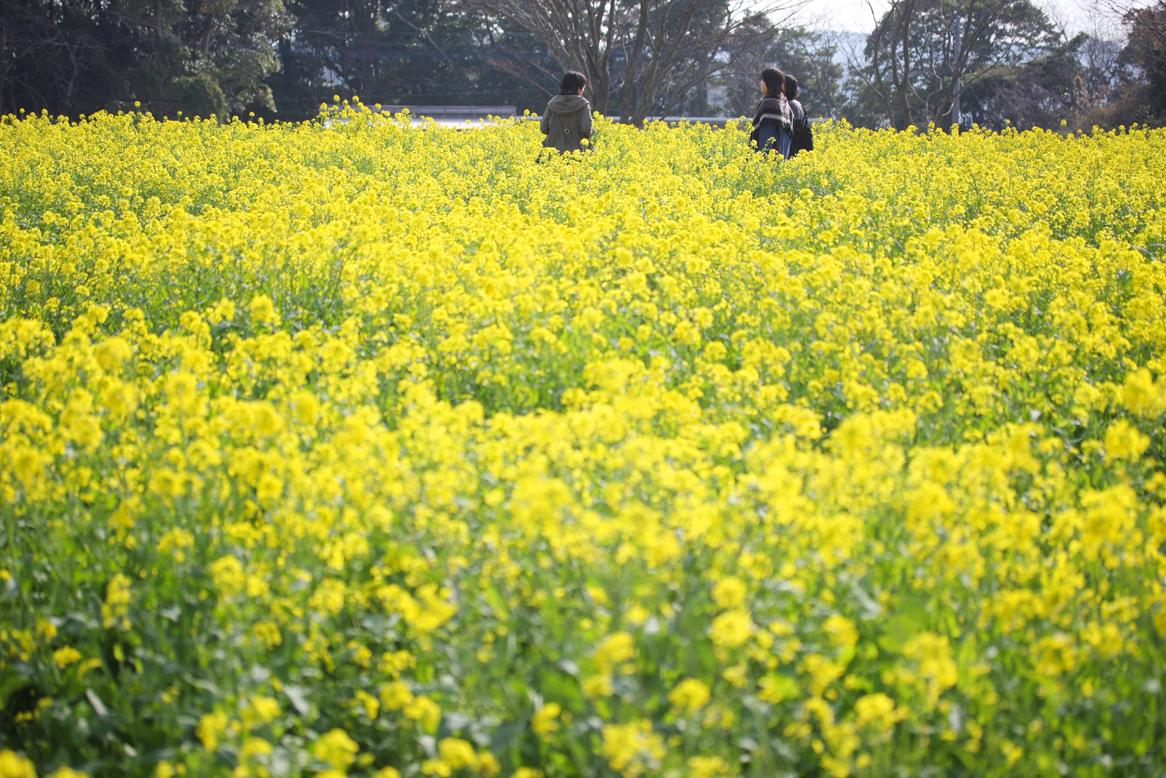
[0,0,291,117]
[608,0,783,122]
[717,25,846,118]
[464,0,805,122]
[270,0,550,115]
[279,0,441,106]
[958,32,1085,129]
[116,0,292,115]
[856,0,1065,130]
[1077,27,1126,116]
[1,0,119,115]
[460,0,619,112]
[1114,1,1166,123]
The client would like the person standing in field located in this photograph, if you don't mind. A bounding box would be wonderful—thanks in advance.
[541,71,593,154]
[784,73,814,157]
[749,67,793,158]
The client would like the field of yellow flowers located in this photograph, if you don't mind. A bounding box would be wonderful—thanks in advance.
[2,103,1166,777]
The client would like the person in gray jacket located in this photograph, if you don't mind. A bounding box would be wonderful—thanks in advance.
[541,71,593,153]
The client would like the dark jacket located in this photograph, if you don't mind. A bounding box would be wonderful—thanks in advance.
[541,95,593,152]
[789,99,805,128]
[749,95,792,158]
[788,98,814,157]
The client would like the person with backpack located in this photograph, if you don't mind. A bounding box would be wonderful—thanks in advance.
[784,74,814,157]
[540,71,593,155]
[749,67,793,159]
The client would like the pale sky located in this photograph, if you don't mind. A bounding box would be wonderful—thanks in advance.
[788,0,1126,35]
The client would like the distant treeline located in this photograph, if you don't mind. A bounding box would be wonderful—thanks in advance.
[1,0,1163,129]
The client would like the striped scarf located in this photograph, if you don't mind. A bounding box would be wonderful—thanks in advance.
[751,95,792,132]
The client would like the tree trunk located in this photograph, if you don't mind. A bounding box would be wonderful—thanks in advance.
[951,14,962,127]
[897,2,914,129]
[617,0,651,121]
[590,68,610,114]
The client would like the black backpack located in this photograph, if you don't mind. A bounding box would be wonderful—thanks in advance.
[790,111,814,157]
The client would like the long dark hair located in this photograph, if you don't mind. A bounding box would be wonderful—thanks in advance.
[760,67,785,99]
[560,71,588,95]
[784,74,799,101]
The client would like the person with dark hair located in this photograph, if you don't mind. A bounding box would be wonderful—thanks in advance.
[784,74,804,127]
[541,71,593,154]
[749,67,792,158]
[784,73,814,157]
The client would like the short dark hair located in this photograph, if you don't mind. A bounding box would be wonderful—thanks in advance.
[784,74,799,100]
[760,68,786,98]
[560,71,588,95]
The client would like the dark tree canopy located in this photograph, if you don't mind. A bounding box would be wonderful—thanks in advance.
[1115,1,1166,123]
[1,0,1164,127]
[0,0,291,116]
[855,0,1065,130]
[719,25,846,118]
[446,0,805,121]
[267,0,547,116]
